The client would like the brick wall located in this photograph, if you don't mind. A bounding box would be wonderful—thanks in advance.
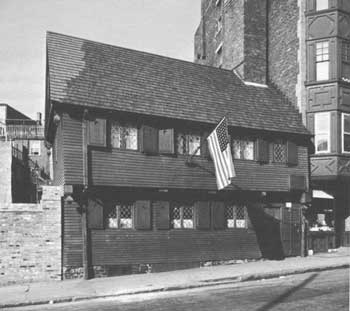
[0,186,62,285]
[268,0,300,108]
[0,141,12,205]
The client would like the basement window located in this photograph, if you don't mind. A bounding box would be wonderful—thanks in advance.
[225,205,247,229]
[170,203,194,229]
[107,203,134,229]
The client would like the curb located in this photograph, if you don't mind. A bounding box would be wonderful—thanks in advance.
[1,264,349,309]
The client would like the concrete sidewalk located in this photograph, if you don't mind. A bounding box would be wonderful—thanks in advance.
[1,248,349,309]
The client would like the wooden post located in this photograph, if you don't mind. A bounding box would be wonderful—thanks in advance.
[82,109,90,280]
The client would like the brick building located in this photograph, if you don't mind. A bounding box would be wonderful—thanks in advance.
[194,0,350,248]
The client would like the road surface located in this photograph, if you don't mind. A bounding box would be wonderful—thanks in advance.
[5,268,349,311]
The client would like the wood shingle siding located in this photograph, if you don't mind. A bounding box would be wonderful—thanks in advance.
[89,146,309,192]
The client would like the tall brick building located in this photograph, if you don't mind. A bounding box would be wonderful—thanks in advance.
[194,0,350,247]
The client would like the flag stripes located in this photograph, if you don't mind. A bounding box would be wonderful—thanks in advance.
[207,117,235,190]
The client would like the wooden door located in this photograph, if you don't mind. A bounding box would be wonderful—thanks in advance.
[281,205,302,257]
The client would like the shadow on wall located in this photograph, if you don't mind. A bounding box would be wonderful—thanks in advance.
[248,204,285,260]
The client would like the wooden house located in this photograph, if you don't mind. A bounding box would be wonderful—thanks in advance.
[45,32,312,279]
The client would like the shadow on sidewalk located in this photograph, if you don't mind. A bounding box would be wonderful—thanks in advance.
[255,273,318,311]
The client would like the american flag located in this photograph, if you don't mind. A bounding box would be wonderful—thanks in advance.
[207,117,235,190]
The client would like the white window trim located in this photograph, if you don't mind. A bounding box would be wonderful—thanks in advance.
[342,113,350,153]
[315,112,331,154]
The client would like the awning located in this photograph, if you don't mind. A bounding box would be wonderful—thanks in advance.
[312,190,334,199]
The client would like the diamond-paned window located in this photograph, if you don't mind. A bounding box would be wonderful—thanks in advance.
[273,141,286,163]
[171,204,194,229]
[225,204,247,229]
[232,139,254,160]
[176,133,201,156]
[111,121,138,150]
[107,203,133,229]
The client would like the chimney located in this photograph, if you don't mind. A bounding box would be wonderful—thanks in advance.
[36,112,42,125]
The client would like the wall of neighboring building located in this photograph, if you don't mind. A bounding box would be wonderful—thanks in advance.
[0,186,62,285]
[0,141,12,205]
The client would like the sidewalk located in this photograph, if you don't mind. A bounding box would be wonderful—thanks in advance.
[1,248,349,309]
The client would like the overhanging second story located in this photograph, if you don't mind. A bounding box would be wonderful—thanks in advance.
[45,32,311,193]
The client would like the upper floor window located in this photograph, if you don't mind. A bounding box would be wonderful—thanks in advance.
[315,112,330,153]
[232,139,254,160]
[111,121,138,150]
[316,0,328,11]
[342,113,350,153]
[316,41,329,81]
[342,42,350,63]
[225,205,247,229]
[171,203,194,229]
[273,140,286,163]
[177,133,201,156]
[107,202,134,229]
[29,140,41,156]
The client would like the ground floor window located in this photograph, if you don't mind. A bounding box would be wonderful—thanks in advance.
[107,203,134,229]
[225,205,247,228]
[171,203,194,229]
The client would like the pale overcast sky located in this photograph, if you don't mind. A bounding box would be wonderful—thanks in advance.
[0,0,201,119]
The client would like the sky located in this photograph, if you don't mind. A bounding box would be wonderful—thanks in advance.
[0,0,201,120]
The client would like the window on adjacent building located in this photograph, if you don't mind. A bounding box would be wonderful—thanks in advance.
[232,139,255,160]
[342,113,350,153]
[316,0,328,11]
[315,112,330,153]
[316,41,329,81]
[107,203,133,229]
[111,121,138,150]
[170,203,194,229]
[342,42,350,63]
[29,140,41,156]
[177,133,201,156]
[225,205,247,229]
[273,140,286,163]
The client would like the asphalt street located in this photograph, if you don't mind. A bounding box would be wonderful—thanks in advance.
[4,268,349,311]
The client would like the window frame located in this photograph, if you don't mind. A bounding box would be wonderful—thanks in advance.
[315,0,328,11]
[106,202,134,229]
[225,204,248,229]
[342,113,350,154]
[315,41,329,81]
[29,140,41,156]
[170,203,194,230]
[176,132,201,156]
[232,138,255,161]
[314,112,331,154]
[342,41,350,64]
[273,140,287,163]
[110,120,139,151]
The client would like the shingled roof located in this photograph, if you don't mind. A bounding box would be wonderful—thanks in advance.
[46,32,309,135]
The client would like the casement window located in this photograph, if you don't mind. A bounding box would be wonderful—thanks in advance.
[342,42,350,63]
[29,140,41,156]
[111,121,138,150]
[316,0,328,11]
[177,133,201,156]
[342,113,350,153]
[315,112,330,153]
[225,205,247,229]
[316,41,329,81]
[232,139,254,160]
[170,203,194,229]
[273,140,287,163]
[107,203,134,229]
